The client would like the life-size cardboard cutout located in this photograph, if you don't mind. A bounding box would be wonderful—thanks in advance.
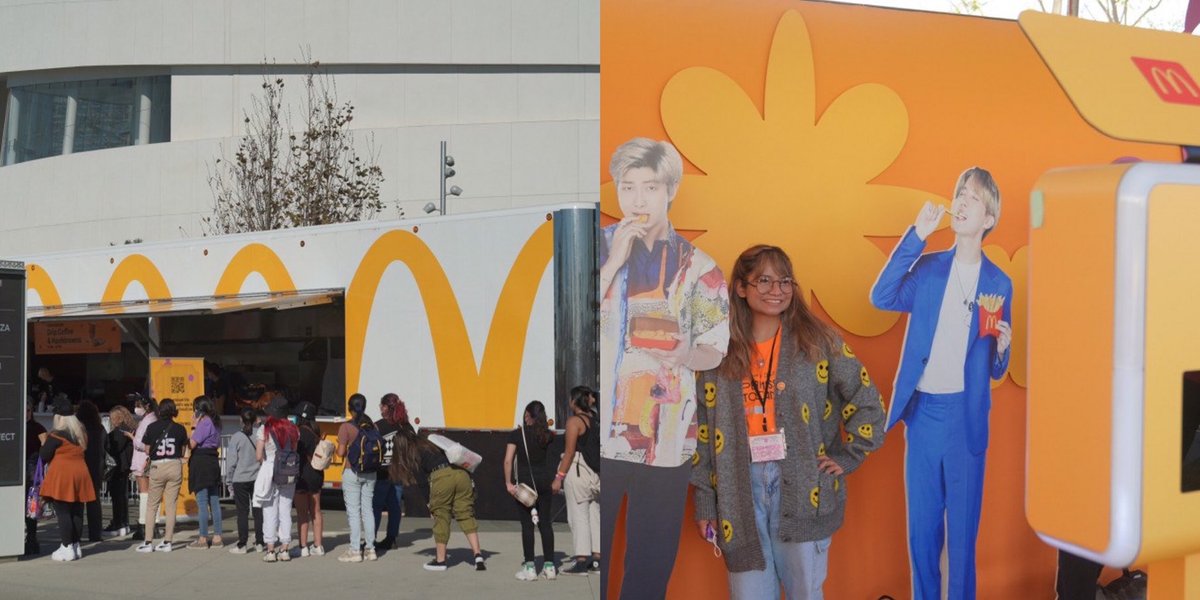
[870,169,1013,600]
[599,138,730,600]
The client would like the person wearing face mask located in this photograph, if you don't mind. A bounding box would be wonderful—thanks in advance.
[870,167,1013,600]
[128,394,158,540]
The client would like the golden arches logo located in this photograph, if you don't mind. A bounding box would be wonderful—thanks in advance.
[26,264,62,307]
[1149,67,1199,98]
[215,244,297,296]
[345,222,554,429]
[1132,57,1200,106]
[102,255,171,303]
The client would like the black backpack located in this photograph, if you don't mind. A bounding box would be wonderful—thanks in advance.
[272,432,301,486]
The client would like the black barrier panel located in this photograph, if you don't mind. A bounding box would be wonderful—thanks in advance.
[0,263,25,487]
[402,429,567,523]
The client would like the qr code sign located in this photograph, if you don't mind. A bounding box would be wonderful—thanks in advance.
[170,376,185,394]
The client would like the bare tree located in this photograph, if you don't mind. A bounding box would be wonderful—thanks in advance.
[205,57,385,235]
[1089,0,1166,27]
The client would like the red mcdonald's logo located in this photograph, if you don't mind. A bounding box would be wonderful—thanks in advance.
[1132,57,1200,106]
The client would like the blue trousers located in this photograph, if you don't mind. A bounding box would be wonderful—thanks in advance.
[904,391,986,600]
[372,478,403,541]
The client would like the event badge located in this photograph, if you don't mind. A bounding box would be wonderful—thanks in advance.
[750,430,786,463]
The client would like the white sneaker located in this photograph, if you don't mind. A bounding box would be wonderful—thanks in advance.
[228,545,249,554]
[51,544,75,562]
[542,564,557,580]
[310,545,325,557]
[300,545,310,557]
[135,541,154,553]
[154,541,173,553]
[515,561,538,581]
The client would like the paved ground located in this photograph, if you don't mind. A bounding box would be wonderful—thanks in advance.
[1,502,600,600]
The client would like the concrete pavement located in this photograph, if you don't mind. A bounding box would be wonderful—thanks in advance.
[1,503,600,600]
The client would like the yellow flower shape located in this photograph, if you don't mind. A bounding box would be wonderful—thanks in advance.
[653,10,945,336]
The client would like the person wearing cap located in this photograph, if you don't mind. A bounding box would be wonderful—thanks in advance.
[294,401,326,557]
[39,396,96,561]
[254,396,300,563]
[136,399,189,553]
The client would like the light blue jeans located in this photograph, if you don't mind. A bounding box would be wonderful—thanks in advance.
[342,468,377,550]
[728,461,832,600]
[196,486,223,537]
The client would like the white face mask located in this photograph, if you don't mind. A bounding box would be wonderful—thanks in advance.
[134,407,145,417]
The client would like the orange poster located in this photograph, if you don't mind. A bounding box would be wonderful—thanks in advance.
[149,357,204,517]
[33,320,120,354]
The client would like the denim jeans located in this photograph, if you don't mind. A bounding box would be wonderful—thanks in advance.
[728,461,832,600]
[342,468,377,550]
[196,486,223,537]
[372,478,403,541]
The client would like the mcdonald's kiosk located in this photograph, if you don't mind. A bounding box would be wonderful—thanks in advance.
[1023,12,1200,597]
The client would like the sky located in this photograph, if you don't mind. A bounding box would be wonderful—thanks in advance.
[821,0,1193,31]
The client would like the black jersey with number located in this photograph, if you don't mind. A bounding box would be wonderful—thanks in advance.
[141,420,189,460]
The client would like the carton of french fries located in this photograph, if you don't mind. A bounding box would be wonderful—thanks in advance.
[977,293,1004,338]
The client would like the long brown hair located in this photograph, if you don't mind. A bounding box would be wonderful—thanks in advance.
[389,421,438,486]
[718,244,838,380]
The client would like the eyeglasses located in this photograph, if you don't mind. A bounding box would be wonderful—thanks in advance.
[747,277,796,294]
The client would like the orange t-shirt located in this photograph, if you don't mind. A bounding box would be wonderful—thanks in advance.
[742,328,782,436]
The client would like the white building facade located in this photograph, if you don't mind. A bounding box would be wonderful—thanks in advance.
[0,0,599,254]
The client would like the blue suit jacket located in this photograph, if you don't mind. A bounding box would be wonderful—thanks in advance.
[870,227,1012,455]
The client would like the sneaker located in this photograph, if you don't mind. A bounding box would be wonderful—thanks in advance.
[278,547,292,562]
[300,545,310,558]
[254,543,266,553]
[228,545,249,555]
[474,554,486,571]
[210,536,224,549]
[589,559,601,574]
[51,544,75,562]
[562,560,590,576]
[187,539,208,550]
[262,550,277,563]
[424,558,448,571]
[135,541,154,553]
[310,545,325,557]
[338,549,362,563]
[542,564,558,580]
[117,526,130,538]
[154,541,173,553]
[515,561,538,581]
[364,548,377,561]
[379,536,396,550]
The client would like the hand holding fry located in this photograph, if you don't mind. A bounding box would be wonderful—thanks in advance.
[996,320,1011,354]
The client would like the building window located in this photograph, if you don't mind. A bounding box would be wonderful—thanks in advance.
[1,76,170,166]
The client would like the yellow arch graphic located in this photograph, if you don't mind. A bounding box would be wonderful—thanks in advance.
[26,264,62,307]
[346,222,554,428]
[215,244,297,295]
[102,255,171,303]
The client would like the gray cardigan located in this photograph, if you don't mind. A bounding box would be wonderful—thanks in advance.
[225,429,261,484]
[691,329,886,573]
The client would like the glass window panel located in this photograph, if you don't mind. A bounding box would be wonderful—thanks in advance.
[73,78,135,153]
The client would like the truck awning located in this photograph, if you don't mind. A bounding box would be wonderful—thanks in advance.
[27,289,342,322]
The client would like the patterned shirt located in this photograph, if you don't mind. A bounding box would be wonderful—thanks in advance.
[600,224,730,467]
